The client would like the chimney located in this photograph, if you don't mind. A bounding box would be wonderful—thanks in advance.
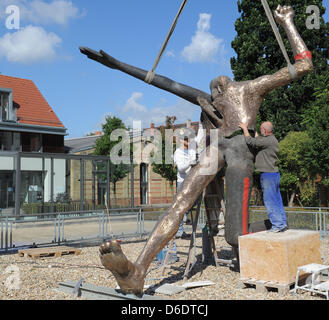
[150,123,155,136]
[186,119,191,128]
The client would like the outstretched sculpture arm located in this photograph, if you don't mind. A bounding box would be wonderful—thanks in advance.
[251,5,313,96]
[79,47,212,106]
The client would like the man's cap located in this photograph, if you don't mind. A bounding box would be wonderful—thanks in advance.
[175,127,195,139]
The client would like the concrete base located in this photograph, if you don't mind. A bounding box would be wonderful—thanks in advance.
[238,229,321,285]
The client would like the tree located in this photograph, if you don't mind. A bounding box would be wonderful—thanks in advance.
[94,116,131,207]
[151,116,178,198]
[278,131,315,206]
[231,0,329,140]
[303,71,329,205]
[303,72,329,183]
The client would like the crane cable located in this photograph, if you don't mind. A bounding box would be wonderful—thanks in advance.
[261,0,297,79]
[145,0,188,84]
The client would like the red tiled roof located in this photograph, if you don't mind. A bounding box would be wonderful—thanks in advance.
[0,75,64,128]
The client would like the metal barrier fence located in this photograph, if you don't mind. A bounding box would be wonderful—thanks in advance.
[1,217,13,250]
[0,206,201,252]
[1,206,328,253]
[249,206,329,237]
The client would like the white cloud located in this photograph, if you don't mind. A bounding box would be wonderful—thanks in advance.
[181,13,224,63]
[166,50,175,58]
[116,92,199,128]
[0,0,82,25]
[27,0,82,25]
[95,111,114,132]
[0,25,62,63]
[122,92,147,114]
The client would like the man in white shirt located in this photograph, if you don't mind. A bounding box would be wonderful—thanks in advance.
[174,124,204,183]
[174,127,200,238]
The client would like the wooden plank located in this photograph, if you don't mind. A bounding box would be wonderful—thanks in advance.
[255,280,268,293]
[238,277,294,295]
[18,246,82,259]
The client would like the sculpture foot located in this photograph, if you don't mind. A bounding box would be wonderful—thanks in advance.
[99,240,144,295]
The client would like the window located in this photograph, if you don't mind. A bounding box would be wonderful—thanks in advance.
[21,133,41,152]
[0,92,9,121]
[43,134,64,153]
[140,163,148,205]
[0,89,14,122]
[0,171,15,209]
[21,171,44,205]
[1,131,12,151]
[0,131,20,151]
[12,132,20,151]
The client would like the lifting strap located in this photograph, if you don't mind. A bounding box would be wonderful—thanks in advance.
[145,0,188,84]
[261,0,297,79]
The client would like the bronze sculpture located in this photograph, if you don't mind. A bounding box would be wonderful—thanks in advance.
[80,5,313,294]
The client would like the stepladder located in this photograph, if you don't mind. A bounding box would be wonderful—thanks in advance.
[160,172,225,279]
[294,263,329,300]
[183,200,202,280]
[184,175,226,279]
[160,200,204,278]
[158,239,178,276]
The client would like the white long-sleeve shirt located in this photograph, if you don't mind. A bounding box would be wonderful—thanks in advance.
[174,147,197,183]
[174,123,204,183]
[195,123,205,154]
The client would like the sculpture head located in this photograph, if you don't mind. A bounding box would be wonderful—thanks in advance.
[210,76,232,100]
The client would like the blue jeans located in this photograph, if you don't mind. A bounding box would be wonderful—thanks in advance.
[260,172,287,230]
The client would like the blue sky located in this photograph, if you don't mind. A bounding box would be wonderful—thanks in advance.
[0,0,328,138]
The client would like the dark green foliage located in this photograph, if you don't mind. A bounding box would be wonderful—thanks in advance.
[278,131,317,206]
[55,192,72,203]
[303,72,329,186]
[94,116,127,156]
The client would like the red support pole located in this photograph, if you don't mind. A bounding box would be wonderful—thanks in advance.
[242,178,250,235]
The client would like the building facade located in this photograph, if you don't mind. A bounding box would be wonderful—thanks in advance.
[65,121,200,207]
[0,75,67,214]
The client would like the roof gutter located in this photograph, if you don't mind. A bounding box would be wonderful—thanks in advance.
[0,121,67,136]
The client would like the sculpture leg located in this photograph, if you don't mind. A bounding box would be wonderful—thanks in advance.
[203,170,225,236]
[223,136,254,259]
[99,145,225,294]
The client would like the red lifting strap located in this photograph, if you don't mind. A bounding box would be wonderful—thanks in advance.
[295,50,312,61]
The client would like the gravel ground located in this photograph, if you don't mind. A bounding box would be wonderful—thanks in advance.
[0,232,328,301]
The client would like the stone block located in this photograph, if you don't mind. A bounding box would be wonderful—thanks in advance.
[238,229,321,284]
[154,284,185,295]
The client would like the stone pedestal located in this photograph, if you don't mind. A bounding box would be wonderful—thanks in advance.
[238,229,321,285]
